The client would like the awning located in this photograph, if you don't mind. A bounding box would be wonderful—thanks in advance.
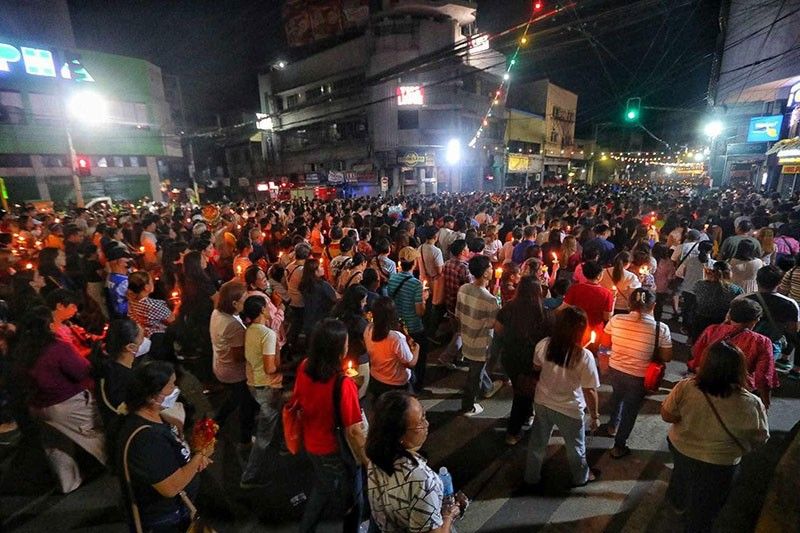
[249,132,263,143]
[766,136,800,155]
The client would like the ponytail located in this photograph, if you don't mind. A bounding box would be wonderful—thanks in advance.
[612,251,631,283]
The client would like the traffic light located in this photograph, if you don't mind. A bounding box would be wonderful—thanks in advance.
[624,97,641,122]
[533,1,544,12]
[76,155,91,176]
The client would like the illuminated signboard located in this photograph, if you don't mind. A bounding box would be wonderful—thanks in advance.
[0,41,94,81]
[469,34,490,53]
[255,113,273,131]
[396,85,423,106]
[746,115,784,142]
[788,82,800,108]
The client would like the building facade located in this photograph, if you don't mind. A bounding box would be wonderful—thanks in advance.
[0,35,183,205]
[258,0,507,195]
[709,0,800,191]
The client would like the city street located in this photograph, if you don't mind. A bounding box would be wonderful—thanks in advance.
[5,310,799,533]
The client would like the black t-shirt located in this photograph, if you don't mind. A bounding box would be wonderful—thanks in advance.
[746,292,800,341]
[97,362,133,426]
[117,415,199,523]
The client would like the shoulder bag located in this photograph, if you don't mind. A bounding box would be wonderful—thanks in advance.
[668,241,699,292]
[123,425,216,533]
[333,375,364,518]
[701,391,747,453]
[282,396,303,455]
[643,320,665,393]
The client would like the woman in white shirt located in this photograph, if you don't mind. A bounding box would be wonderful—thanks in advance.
[482,225,503,263]
[600,251,641,312]
[730,239,764,294]
[661,341,769,532]
[364,297,419,400]
[524,306,601,487]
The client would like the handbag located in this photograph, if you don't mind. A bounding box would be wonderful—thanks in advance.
[643,320,665,393]
[701,391,748,453]
[667,241,699,292]
[123,425,216,533]
[282,396,303,455]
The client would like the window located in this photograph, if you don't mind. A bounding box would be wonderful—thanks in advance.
[29,92,61,122]
[134,103,149,126]
[112,156,125,167]
[286,94,300,109]
[0,90,25,124]
[96,157,108,167]
[129,156,141,167]
[550,129,559,143]
[398,110,419,130]
[0,154,32,167]
[41,155,67,167]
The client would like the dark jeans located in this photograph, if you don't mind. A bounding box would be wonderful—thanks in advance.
[147,332,176,364]
[241,386,282,485]
[507,376,534,437]
[367,378,411,403]
[654,292,670,323]
[607,367,646,448]
[287,306,305,352]
[666,438,739,533]
[461,358,492,412]
[214,380,258,445]
[300,453,362,533]
[135,505,190,533]
[410,331,429,391]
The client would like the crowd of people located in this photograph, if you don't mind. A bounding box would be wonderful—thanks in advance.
[0,179,796,532]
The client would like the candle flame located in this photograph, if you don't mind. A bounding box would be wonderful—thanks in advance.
[139,246,145,253]
[495,267,503,279]
[171,290,179,298]
[551,252,558,261]
[590,330,597,344]
[25,263,33,270]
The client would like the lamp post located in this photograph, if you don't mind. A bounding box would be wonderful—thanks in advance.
[65,90,109,207]
[703,119,724,187]
[446,138,462,193]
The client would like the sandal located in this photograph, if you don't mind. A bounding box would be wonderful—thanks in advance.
[574,468,601,487]
[610,445,631,459]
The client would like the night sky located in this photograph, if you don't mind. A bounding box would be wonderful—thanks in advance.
[69,0,721,145]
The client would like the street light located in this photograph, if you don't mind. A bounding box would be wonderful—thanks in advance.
[68,91,108,123]
[703,120,723,139]
[446,138,461,165]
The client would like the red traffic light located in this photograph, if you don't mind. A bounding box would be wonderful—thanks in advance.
[76,155,91,176]
[533,1,543,12]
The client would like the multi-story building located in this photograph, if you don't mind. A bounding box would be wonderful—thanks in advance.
[258,0,507,195]
[0,3,183,205]
[504,108,545,188]
[709,0,800,191]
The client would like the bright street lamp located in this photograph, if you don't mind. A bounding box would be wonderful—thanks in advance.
[68,91,109,123]
[703,120,723,139]
[446,138,461,165]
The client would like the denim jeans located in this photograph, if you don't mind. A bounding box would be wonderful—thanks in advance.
[300,453,362,533]
[214,380,258,445]
[241,386,282,485]
[524,403,589,485]
[666,438,739,533]
[607,367,647,448]
[461,358,493,412]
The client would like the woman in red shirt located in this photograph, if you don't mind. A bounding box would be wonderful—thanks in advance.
[293,318,367,533]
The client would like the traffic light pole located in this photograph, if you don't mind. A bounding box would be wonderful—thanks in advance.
[65,127,85,208]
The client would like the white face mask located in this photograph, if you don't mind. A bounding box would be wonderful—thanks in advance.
[160,387,180,410]
[135,337,151,358]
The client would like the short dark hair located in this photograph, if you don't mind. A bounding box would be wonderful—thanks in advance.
[450,239,467,257]
[736,219,753,233]
[305,318,348,382]
[45,288,81,310]
[582,260,603,280]
[696,341,747,398]
[128,271,151,294]
[468,254,491,278]
[124,360,175,413]
[339,236,354,253]
[728,297,762,324]
[241,295,267,323]
[756,265,783,291]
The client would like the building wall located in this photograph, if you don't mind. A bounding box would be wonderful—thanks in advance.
[0,0,75,49]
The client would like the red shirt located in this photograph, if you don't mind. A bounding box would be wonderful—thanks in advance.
[689,324,779,392]
[293,359,362,456]
[563,282,614,334]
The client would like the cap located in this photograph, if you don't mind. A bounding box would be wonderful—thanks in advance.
[106,245,131,261]
[398,246,420,262]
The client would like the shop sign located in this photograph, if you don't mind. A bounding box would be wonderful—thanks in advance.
[397,152,435,166]
[508,153,533,173]
[782,165,799,174]
[726,142,767,156]
[328,170,344,183]
[788,82,800,108]
[305,172,321,183]
[746,115,784,142]
[238,177,250,187]
[0,40,94,81]
[397,86,424,106]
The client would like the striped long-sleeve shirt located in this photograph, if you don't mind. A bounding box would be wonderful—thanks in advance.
[456,283,499,362]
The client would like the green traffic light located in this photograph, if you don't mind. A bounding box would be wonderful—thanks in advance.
[627,110,637,120]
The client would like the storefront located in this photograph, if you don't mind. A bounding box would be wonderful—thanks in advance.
[505,152,542,188]
[769,137,800,194]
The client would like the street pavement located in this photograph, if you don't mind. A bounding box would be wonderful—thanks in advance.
[4,310,800,532]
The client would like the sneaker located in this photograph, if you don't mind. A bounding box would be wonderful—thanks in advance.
[505,434,521,446]
[523,416,535,429]
[463,404,484,416]
[483,380,504,399]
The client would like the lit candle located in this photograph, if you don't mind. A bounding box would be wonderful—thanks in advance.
[171,290,180,299]
[583,329,597,348]
[495,267,503,280]
[344,359,358,378]
[703,224,709,232]
[236,264,243,275]
[551,252,559,263]
[278,251,284,259]
[139,246,145,253]
[422,279,429,292]
[639,265,650,276]
[25,262,33,270]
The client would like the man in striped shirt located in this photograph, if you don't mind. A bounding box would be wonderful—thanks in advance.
[388,247,429,392]
[456,255,502,416]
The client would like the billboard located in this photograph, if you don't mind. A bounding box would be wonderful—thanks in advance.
[747,115,784,142]
[283,0,370,48]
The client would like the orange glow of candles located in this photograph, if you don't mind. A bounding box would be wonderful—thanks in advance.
[171,290,180,299]
[344,359,358,378]
[639,265,650,276]
[54,218,60,223]
[495,267,503,280]
[551,252,559,263]
[278,251,284,259]
[704,224,709,232]
[590,330,597,344]
[17,236,24,243]
[422,279,429,292]
[236,264,243,275]
[25,262,33,270]
[139,246,145,253]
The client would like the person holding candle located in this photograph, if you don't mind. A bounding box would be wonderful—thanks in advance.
[600,252,641,314]
[560,261,614,348]
[232,237,254,281]
[365,296,419,399]
[300,258,339,339]
[127,271,176,362]
[603,288,673,459]
[239,295,282,489]
[524,305,600,487]
[331,285,371,401]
